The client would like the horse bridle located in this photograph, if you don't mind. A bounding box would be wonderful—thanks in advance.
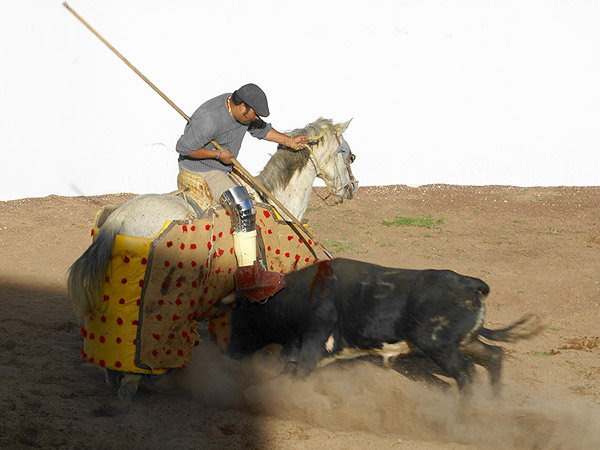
[307,134,357,206]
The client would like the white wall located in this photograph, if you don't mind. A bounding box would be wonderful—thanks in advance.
[1,0,599,201]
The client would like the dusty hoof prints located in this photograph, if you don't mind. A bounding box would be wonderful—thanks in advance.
[91,399,131,417]
[219,423,238,436]
[91,405,118,417]
[3,187,600,449]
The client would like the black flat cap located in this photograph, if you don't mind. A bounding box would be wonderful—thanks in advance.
[234,83,270,117]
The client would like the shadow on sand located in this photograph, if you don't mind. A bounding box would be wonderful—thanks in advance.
[0,280,266,449]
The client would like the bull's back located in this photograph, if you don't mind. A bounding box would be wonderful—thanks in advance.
[318,260,490,347]
[309,259,419,346]
[229,259,490,359]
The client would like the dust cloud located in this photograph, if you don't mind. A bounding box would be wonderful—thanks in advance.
[176,345,600,449]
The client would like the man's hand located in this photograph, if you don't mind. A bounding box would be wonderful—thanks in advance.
[289,135,309,150]
[265,128,309,150]
[218,148,235,164]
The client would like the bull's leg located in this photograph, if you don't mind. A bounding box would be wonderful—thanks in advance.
[419,343,476,392]
[461,339,504,395]
[280,345,301,376]
[295,330,331,377]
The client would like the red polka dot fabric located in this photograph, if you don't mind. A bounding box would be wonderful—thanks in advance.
[82,214,158,374]
[82,203,328,373]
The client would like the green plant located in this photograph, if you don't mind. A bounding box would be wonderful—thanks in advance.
[382,215,446,229]
[324,240,355,253]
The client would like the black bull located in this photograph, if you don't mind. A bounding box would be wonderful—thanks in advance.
[226,258,535,391]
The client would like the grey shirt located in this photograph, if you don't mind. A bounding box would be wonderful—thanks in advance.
[176,93,272,173]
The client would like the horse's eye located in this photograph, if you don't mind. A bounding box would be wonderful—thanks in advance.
[347,154,356,164]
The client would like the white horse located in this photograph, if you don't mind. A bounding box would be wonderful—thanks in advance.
[68,118,357,320]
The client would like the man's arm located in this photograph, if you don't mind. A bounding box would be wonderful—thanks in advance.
[178,116,235,163]
[185,146,234,164]
[265,128,309,150]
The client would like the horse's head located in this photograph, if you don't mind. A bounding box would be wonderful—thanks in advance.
[306,118,358,205]
[257,118,359,220]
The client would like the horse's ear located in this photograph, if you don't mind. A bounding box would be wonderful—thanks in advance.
[335,119,353,134]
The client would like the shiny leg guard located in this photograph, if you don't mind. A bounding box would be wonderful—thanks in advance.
[220,186,285,301]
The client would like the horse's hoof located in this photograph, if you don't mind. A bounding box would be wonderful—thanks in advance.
[117,385,135,406]
[105,369,123,388]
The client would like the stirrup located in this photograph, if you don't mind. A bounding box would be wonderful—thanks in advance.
[234,261,286,302]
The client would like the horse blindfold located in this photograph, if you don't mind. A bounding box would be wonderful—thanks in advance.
[334,139,355,164]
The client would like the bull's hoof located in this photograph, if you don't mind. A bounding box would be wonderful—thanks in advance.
[281,360,298,376]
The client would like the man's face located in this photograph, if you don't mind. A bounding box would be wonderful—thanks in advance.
[235,103,259,124]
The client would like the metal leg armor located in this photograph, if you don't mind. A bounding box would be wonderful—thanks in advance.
[219,186,285,301]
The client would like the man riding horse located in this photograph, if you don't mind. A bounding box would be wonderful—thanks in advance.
[176,83,310,301]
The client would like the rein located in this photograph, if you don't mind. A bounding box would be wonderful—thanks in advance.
[311,152,357,206]
[63,2,352,260]
[299,134,357,206]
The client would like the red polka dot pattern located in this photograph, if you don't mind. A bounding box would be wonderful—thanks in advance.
[83,202,327,372]
[210,204,325,351]
[83,220,156,374]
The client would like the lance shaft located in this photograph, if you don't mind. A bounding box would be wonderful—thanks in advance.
[63,2,329,260]
[63,2,190,123]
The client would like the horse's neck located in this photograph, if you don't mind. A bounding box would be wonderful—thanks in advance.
[269,165,316,221]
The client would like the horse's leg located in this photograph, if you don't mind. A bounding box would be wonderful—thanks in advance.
[118,373,143,405]
[105,368,124,388]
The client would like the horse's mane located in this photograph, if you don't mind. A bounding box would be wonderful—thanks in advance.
[257,118,336,192]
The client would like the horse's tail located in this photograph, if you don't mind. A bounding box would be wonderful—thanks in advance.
[67,214,124,319]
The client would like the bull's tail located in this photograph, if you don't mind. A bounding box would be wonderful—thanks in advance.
[479,314,542,342]
[67,215,124,319]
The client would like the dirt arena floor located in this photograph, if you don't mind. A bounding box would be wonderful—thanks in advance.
[1,185,599,449]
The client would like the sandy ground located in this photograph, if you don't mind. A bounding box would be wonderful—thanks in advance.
[1,185,599,449]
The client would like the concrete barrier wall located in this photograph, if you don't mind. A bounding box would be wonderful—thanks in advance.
[1,0,599,200]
